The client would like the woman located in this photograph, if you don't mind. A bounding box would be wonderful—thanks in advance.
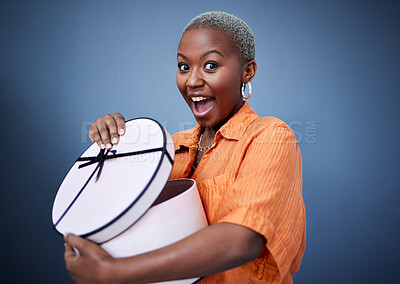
[64,11,306,284]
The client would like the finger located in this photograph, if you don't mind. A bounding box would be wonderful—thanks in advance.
[88,124,96,143]
[89,124,104,149]
[97,119,113,150]
[64,243,77,260]
[64,244,78,281]
[65,233,94,256]
[112,113,126,136]
[104,114,119,145]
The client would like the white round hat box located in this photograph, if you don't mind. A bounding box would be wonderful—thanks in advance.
[52,118,208,284]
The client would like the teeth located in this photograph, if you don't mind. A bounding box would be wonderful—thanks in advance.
[191,97,208,102]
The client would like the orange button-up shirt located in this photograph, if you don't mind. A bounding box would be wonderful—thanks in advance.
[169,102,306,284]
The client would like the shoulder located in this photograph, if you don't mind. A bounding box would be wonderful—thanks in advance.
[172,128,195,140]
[171,127,198,150]
[244,116,297,143]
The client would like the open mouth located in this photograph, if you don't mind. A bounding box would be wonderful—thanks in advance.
[191,96,216,117]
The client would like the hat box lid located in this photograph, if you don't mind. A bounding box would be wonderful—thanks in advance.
[52,118,175,244]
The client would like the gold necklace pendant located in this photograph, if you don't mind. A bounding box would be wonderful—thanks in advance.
[197,133,215,152]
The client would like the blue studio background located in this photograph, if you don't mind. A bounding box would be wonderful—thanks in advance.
[1,0,399,283]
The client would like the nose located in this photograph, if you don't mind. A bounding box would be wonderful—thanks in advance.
[186,68,204,89]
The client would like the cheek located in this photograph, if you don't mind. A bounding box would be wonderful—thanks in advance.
[176,72,185,95]
[210,71,241,99]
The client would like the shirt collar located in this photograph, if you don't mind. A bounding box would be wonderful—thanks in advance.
[217,101,259,140]
[174,102,259,151]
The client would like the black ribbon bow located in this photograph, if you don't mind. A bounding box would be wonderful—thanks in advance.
[77,148,113,181]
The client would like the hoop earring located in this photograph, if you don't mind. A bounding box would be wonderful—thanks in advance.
[241,82,252,99]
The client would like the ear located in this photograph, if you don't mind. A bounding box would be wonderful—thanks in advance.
[241,60,257,84]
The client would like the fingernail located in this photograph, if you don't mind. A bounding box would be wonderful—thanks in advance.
[64,232,70,241]
[119,129,124,135]
[100,143,105,149]
[64,243,66,247]
[112,137,118,144]
[106,143,112,149]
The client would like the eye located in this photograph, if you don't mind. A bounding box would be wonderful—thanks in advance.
[204,62,218,70]
[178,63,189,71]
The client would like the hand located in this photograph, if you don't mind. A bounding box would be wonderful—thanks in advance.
[64,234,115,284]
[89,113,126,150]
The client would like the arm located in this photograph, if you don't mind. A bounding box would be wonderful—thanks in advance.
[65,222,265,284]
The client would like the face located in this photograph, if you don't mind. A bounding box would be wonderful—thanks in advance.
[176,27,245,128]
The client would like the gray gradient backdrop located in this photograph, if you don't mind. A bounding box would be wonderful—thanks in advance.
[1,0,399,283]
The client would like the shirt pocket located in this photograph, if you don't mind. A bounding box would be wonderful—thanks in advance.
[196,173,235,224]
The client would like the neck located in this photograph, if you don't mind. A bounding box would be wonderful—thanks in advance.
[200,100,244,145]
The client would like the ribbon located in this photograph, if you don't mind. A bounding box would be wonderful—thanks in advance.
[54,146,172,229]
[76,148,110,181]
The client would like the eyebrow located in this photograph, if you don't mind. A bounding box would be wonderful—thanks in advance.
[200,50,224,59]
[177,53,188,60]
[177,50,224,60]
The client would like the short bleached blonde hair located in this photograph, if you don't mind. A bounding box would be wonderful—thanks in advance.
[184,11,256,63]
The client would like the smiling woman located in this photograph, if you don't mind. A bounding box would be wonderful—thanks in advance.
[65,11,306,284]
[176,28,249,129]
